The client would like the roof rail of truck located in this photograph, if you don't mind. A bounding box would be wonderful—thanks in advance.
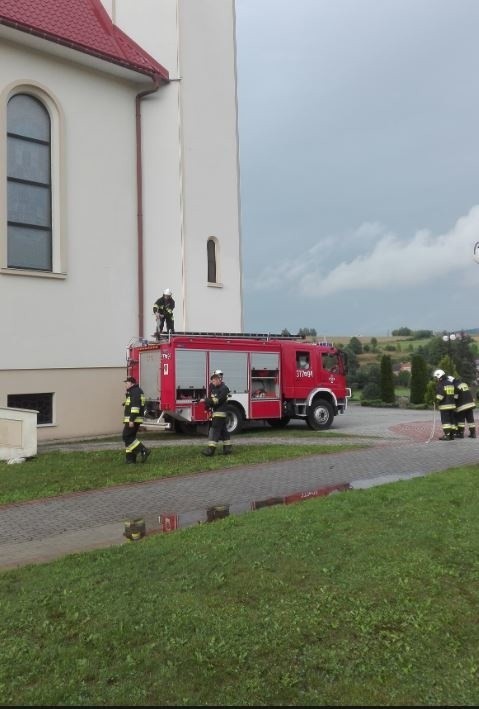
[150,331,307,341]
[128,334,341,350]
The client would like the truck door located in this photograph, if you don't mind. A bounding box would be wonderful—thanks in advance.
[294,349,314,395]
[320,351,342,385]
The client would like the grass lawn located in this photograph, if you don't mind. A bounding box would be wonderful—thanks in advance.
[0,466,478,705]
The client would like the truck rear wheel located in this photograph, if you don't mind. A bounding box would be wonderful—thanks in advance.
[266,416,291,429]
[174,420,198,435]
[306,399,334,431]
[224,404,244,435]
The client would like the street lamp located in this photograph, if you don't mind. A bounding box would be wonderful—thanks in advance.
[442,332,457,356]
[443,332,457,359]
[443,331,467,358]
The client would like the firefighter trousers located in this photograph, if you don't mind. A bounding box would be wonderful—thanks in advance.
[439,409,456,436]
[455,408,476,432]
[207,414,232,450]
[122,422,142,454]
[158,315,175,333]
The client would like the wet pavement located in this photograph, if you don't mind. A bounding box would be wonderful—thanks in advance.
[0,404,477,570]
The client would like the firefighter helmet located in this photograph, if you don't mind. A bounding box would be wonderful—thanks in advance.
[214,369,223,376]
[433,369,445,380]
[163,288,172,296]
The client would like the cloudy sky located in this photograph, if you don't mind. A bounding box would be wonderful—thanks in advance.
[234,0,479,337]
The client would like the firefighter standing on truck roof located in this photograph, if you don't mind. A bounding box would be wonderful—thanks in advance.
[202,372,232,456]
[433,369,457,441]
[122,377,151,464]
[153,288,175,336]
[448,374,476,438]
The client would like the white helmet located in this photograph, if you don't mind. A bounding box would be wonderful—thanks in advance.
[433,369,445,380]
[214,369,223,376]
[163,288,172,296]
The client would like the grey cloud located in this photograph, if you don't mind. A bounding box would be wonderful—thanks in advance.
[249,206,479,297]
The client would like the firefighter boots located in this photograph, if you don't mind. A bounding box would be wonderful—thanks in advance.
[125,452,137,464]
[455,429,464,439]
[138,444,151,463]
[438,432,455,441]
[223,446,233,455]
[469,429,477,438]
[202,446,215,457]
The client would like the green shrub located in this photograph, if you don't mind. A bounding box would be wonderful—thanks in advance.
[361,382,381,400]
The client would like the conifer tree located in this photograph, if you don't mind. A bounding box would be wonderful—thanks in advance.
[380,355,395,403]
[410,353,428,404]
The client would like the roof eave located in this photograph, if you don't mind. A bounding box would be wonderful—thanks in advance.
[0,18,169,84]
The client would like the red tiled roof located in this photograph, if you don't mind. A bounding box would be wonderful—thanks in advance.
[0,0,169,82]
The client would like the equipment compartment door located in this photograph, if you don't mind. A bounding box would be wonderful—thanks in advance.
[175,349,207,402]
[250,352,281,420]
[139,348,162,401]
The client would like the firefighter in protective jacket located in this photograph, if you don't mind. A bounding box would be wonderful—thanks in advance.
[122,377,151,463]
[433,369,457,440]
[153,288,175,336]
[448,374,476,438]
[201,372,232,456]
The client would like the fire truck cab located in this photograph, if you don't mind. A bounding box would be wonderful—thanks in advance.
[126,332,351,435]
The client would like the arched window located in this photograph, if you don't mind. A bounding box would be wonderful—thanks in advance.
[207,237,217,283]
[7,93,52,270]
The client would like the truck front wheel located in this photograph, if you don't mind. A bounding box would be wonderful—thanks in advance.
[306,399,334,431]
[224,404,244,435]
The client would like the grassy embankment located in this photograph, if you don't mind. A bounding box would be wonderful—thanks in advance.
[0,465,478,705]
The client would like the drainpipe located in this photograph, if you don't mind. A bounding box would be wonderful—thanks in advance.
[135,75,163,337]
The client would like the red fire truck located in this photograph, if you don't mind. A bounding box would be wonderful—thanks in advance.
[126,332,351,435]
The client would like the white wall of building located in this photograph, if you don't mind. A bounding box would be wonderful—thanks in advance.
[1,0,243,439]
[0,40,140,370]
[110,0,243,334]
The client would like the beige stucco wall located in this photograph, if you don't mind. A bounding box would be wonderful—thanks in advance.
[0,368,126,441]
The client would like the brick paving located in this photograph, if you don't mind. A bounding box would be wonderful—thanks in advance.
[0,405,477,570]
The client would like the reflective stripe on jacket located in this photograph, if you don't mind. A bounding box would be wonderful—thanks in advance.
[205,382,231,417]
[123,384,146,423]
[436,381,456,410]
[452,378,476,412]
[153,296,175,316]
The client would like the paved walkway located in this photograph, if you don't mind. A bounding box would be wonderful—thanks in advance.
[1,405,477,570]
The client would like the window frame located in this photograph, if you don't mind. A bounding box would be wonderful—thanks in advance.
[7,93,52,271]
[7,392,55,426]
[1,82,66,279]
[207,236,221,286]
